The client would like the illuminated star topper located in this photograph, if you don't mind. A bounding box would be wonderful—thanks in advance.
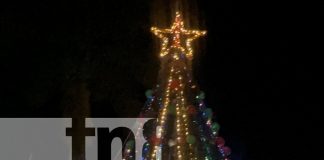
[151,11,207,59]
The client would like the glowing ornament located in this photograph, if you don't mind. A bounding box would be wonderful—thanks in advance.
[197,91,205,99]
[211,122,220,132]
[145,89,153,98]
[221,146,231,156]
[142,142,150,155]
[186,135,196,144]
[203,108,213,119]
[215,137,225,147]
[205,155,212,160]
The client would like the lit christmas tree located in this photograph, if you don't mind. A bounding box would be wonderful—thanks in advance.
[123,11,231,160]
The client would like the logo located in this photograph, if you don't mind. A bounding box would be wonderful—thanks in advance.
[0,118,152,160]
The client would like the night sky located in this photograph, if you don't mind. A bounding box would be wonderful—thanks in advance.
[0,0,321,160]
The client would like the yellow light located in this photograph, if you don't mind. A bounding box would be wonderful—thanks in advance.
[151,11,206,59]
[150,13,207,159]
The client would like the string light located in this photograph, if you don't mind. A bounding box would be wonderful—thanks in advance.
[124,10,231,160]
[151,12,206,59]
[150,11,207,160]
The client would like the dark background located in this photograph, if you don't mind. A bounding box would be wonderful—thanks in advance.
[0,0,322,160]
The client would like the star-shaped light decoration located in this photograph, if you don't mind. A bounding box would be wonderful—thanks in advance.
[151,11,207,60]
